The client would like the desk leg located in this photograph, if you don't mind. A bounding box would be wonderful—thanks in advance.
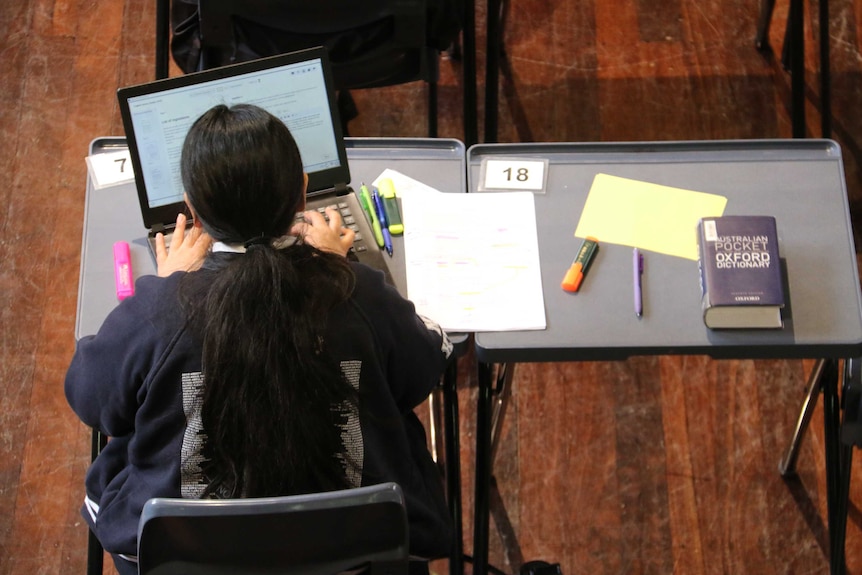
[833,444,852,575]
[822,359,844,575]
[442,359,464,575]
[474,361,495,575]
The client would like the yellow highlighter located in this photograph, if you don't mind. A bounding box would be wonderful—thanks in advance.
[377,178,404,235]
[561,236,599,292]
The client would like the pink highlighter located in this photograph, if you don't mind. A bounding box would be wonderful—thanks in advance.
[113,241,134,300]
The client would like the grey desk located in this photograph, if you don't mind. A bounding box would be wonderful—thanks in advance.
[466,140,862,575]
[77,136,467,338]
[76,136,468,575]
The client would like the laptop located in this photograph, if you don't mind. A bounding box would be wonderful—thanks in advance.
[117,46,391,282]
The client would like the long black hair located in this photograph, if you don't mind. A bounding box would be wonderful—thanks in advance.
[180,103,356,498]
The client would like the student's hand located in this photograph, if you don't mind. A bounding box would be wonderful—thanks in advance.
[155,213,212,277]
[291,207,355,257]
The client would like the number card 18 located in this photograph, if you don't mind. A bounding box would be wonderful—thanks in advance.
[478,158,548,192]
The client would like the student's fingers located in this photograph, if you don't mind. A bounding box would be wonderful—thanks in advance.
[155,232,168,264]
[301,210,326,227]
[169,214,188,249]
[323,207,344,231]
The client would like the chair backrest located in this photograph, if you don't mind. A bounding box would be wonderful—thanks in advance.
[137,482,409,575]
[195,0,438,91]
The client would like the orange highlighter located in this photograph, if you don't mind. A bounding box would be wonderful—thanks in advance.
[561,236,599,292]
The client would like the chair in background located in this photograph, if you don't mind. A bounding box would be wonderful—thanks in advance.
[755,0,831,139]
[158,0,451,138]
[835,357,862,574]
[137,482,409,575]
[830,357,862,575]
[483,0,509,143]
[779,357,861,575]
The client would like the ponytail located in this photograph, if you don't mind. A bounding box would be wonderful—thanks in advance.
[195,243,355,498]
[178,103,359,498]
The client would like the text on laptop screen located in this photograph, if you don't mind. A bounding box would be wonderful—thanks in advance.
[126,57,340,209]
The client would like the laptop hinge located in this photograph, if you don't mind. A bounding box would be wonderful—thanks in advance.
[335,182,349,196]
[151,223,166,236]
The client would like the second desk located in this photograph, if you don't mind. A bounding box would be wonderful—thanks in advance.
[466,139,862,575]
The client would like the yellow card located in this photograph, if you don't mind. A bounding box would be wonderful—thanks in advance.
[573,173,728,260]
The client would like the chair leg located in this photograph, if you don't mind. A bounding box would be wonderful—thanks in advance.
[831,356,862,574]
[155,0,170,80]
[780,359,827,476]
[490,363,515,465]
[461,0,478,147]
[788,0,806,137]
[758,0,830,139]
[87,430,106,575]
[484,0,503,143]
[87,529,103,575]
[818,0,831,138]
[780,358,855,575]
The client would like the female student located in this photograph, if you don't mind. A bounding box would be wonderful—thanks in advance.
[65,103,453,574]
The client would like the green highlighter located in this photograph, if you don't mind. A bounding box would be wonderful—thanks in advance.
[377,178,403,235]
[359,183,385,248]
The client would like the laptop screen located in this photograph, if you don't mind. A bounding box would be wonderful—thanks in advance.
[117,47,349,231]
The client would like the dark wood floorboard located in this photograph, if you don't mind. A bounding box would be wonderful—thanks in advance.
[2,0,862,574]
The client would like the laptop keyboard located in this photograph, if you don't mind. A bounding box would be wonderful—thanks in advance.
[151,201,371,265]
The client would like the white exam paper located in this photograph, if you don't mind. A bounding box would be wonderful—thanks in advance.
[372,168,443,198]
[402,191,546,332]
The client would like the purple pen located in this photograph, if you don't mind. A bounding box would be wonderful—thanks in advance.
[633,248,644,318]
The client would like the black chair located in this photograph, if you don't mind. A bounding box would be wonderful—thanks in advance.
[161,0,450,138]
[834,357,862,574]
[779,357,860,575]
[137,482,408,575]
[756,0,831,139]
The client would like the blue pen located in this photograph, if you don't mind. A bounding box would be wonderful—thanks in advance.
[372,187,393,257]
[633,248,644,318]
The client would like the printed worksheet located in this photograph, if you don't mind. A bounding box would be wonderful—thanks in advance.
[402,190,546,332]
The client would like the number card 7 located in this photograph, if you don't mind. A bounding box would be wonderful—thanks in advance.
[478,158,548,192]
[85,149,135,190]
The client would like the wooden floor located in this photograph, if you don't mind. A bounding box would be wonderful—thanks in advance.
[2,0,862,573]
